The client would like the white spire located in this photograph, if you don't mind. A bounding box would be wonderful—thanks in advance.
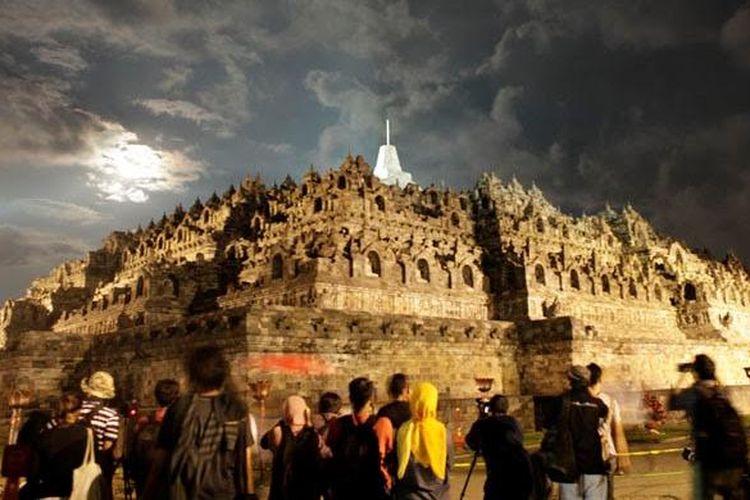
[374,119,414,188]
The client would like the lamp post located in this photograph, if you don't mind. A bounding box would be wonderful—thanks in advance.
[3,389,32,500]
[248,379,272,483]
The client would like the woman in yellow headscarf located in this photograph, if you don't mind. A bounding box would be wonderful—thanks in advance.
[394,382,452,499]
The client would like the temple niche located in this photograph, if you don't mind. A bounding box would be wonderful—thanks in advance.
[2,149,750,419]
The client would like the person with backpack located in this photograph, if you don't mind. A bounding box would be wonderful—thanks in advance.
[261,395,323,500]
[20,393,88,500]
[465,394,533,499]
[393,381,452,500]
[587,363,630,500]
[541,365,609,500]
[76,371,120,500]
[669,354,747,499]
[128,379,180,498]
[144,345,258,500]
[374,373,412,493]
[325,376,385,500]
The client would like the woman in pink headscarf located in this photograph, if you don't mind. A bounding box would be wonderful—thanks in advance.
[261,395,323,500]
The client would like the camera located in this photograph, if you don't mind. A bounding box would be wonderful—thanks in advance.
[681,447,695,463]
[475,397,491,418]
[677,362,694,373]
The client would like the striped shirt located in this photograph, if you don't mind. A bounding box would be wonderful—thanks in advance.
[79,399,120,450]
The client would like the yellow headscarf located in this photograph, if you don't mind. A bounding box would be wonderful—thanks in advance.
[396,382,447,480]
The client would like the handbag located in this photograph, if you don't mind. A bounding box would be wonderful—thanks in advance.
[1,443,32,477]
[70,428,105,500]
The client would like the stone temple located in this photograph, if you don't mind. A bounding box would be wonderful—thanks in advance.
[2,138,750,429]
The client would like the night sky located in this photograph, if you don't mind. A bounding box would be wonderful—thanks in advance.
[1,0,749,301]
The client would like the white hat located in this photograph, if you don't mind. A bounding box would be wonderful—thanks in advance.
[80,371,116,399]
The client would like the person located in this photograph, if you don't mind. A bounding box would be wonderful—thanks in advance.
[313,391,343,442]
[261,395,323,500]
[669,354,747,499]
[326,377,384,500]
[393,382,452,500]
[374,373,412,492]
[144,345,258,500]
[79,370,121,500]
[465,394,533,499]
[20,393,88,499]
[543,365,609,500]
[129,378,180,497]
[587,363,630,500]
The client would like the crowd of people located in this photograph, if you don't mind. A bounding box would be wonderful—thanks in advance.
[4,350,748,500]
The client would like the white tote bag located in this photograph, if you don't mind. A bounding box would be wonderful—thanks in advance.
[70,428,104,500]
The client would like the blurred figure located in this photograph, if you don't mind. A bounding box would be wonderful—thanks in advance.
[393,382,452,500]
[262,395,323,500]
[21,393,88,499]
[374,373,411,492]
[129,378,180,497]
[145,345,257,500]
[587,363,630,500]
[669,354,746,500]
[313,391,343,442]
[466,394,532,499]
[326,377,384,500]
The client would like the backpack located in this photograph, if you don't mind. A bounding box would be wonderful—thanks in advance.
[331,415,381,495]
[693,386,748,470]
[168,394,249,500]
[540,396,578,483]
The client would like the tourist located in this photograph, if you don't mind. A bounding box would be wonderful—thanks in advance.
[374,373,412,492]
[21,393,88,499]
[78,370,121,500]
[587,363,630,500]
[392,381,452,500]
[312,391,343,441]
[543,365,609,500]
[144,345,258,500]
[262,395,323,500]
[465,394,533,499]
[128,378,180,498]
[669,354,746,499]
[326,377,384,500]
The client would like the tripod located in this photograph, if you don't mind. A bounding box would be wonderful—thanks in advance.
[459,449,480,500]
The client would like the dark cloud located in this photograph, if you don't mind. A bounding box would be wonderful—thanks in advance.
[1,0,750,301]
[0,225,89,267]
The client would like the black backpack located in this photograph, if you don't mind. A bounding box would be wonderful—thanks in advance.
[693,386,748,470]
[539,396,578,483]
[331,415,382,497]
[168,394,249,500]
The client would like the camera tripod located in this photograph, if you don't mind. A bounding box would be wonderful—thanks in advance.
[459,449,480,500]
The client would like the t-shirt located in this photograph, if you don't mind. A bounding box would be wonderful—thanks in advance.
[80,399,120,450]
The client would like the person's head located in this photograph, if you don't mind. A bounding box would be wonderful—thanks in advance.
[692,354,716,381]
[318,392,342,415]
[80,371,116,400]
[57,392,82,425]
[349,377,374,413]
[488,394,509,416]
[587,363,603,393]
[388,373,409,401]
[567,365,590,390]
[410,382,439,421]
[284,395,312,427]
[186,345,229,392]
[154,379,180,407]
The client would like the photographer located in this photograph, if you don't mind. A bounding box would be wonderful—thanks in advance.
[465,394,532,500]
[669,354,746,499]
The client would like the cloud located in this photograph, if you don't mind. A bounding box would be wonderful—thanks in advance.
[0,225,89,267]
[30,44,88,73]
[5,199,109,226]
[134,98,229,128]
[722,6,750,69]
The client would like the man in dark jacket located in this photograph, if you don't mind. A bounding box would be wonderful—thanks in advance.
[466,394,532,499]
[547,365,609,500]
